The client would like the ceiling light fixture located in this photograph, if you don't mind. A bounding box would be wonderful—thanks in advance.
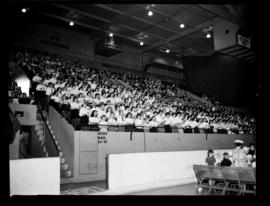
[21,8,27,13]
[140,41,144,46]
[69,21,74,26]
[148,10,153,16]
[166,49,170,53]
[206,33,211,38]
[109,32,114,37]
[180,23,185,29]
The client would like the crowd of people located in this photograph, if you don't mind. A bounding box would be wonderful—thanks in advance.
[8,49,256,134]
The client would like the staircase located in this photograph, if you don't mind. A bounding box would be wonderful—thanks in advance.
[46,120,72,179]
[34,120,48,157]
[36,110,72,179]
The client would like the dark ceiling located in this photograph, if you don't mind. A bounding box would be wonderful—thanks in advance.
[8,3,257,63]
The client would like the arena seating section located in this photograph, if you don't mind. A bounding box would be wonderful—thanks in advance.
[8,49,256,135]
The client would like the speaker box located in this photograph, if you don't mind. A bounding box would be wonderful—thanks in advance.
[213,18,255,63]
[213,18,239,51]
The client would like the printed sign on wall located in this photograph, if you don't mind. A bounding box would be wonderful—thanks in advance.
[97,127,108,144]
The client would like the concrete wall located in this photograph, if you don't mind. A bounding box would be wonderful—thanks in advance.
[9,157,60,196]
[9,104,37,126]
[107,149,231,192]
[62,128,254,183]
[9,130,20,160]
[145,133,254,152]
[49,107,75,175]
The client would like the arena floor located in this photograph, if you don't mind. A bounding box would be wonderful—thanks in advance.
[60,181,219,195]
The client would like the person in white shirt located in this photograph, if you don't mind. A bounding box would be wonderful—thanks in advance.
[130,107,137,118]
[149,116,159,128]
[198,118,209,129]
[99,115,108,126]
[163,112,172,126]
[88,110,100,124]
[36,80,46,91]
[116,110,125,125]
[90,81,97,90]
[100,92,108,104]
[155,111,165,126]
[142,116,150,127]
[32,73,42,83]
[105,106,113,119]
[173,112,183,128]
[69,97,81,110]
[123,112,134,125]
[107,112,118,126]
[93,93,101,105]
[181,117,192,128]
[85,91,93,103]
[48,75,57,85]
[45,84,54,96]
[51,92,61,103]
[134,113,145,129]
[79,103,91,117]
[96,102,107,118]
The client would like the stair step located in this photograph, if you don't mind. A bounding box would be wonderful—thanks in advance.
[35,125,43,130]
[37,130,44,135]
[59,151,63,157]
[61,157,66,164]
[61,170,72,178]
[36,121,43,126]
[43,147,47,153]
[38,136,44,142]
[61,163,69,171]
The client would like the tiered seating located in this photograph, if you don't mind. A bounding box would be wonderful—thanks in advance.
[8,49,256,134]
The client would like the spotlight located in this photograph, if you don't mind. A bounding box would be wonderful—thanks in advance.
[148,10,153,16]
[180,23,185,29]
[140,41,144,46]
[109,32,114,37]
[166,49,170,53]
[21,8,27,13]
[69,21,74,26]
[206,33,211,38]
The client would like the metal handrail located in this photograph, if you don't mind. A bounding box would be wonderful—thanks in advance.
[37,104,59,155]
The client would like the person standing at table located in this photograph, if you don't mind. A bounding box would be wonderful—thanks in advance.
[232,140,248,167]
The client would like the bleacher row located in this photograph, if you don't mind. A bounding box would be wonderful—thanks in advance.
[193,165,256,195]
[49,100,250,134]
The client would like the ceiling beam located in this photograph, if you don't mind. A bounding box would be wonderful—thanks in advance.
[118,24,165,40]
[136,4,198,29]
[197,5,247,29]
[36,11,100,31]
[91,4,142,38]
[52,4,167,43]
[95,4,180,35]
[142,20,213,52]
[36,10,149,53]
[52,4,111,23]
